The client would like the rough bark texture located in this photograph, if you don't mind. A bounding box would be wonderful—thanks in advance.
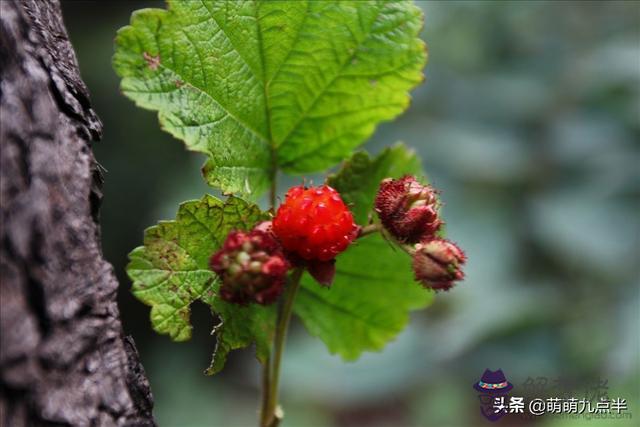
[0,1,155,425]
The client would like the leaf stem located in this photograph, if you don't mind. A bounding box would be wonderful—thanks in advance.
[358,223,382,237]
[260,177,279,426]
[361,224,416,256]
[260,355,271,427]
[269,172,277,211]
[261,267,304,427]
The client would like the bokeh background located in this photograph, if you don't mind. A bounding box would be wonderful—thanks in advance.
[61,1,639,426]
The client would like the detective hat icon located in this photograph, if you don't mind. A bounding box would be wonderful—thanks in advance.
[473,369,513,393]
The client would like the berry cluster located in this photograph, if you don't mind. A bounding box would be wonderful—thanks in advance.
[209,223,289,305]
[210,185,357,304]
[210,177,465,305]
[375,176,466,291]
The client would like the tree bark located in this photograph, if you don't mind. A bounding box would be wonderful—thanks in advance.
[0,1,155,425]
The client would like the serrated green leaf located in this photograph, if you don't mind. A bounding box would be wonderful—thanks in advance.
[294,144,432,360]
[113,0,426,197]
[328,143,422,225]
[206,297,275,375]
[128,244,214,342]
[294,234,433,360]
[127,195,273,372]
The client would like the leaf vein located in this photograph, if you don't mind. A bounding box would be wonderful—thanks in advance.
[298,287,395,331]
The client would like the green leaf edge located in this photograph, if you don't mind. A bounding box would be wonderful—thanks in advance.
[126,194,273,374]
[112,0,427,199]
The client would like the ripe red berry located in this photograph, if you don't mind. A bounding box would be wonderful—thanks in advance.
[272,185,358,262]
[375,176,442,243]
[210,222,289,305]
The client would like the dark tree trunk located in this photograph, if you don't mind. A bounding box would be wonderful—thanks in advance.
[0,1,155,425]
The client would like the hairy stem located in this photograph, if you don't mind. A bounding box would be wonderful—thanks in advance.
[261,268,303,427]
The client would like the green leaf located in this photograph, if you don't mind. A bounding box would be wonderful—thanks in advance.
[294,145,432,360]
[206,298,275,375]
[294,234,433,360]
[127,195,273,372]
[113,1,426,197]
[327,143,423,225]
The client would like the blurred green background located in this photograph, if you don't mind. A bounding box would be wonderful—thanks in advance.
[61,1,639,426]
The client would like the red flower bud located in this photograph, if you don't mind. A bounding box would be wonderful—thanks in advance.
[412,239,466,292]
[210,222,289,305]
[374,176,442,243]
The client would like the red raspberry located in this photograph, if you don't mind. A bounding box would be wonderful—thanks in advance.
[210,222,289,305]
[272,185,358,262]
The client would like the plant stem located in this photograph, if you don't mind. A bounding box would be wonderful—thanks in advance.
[361,224,416,257]
[260,178,278,426]
[260,355,271,427]
[269,172,277,212]
[358,223,382,237]
[261,268,303,427]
